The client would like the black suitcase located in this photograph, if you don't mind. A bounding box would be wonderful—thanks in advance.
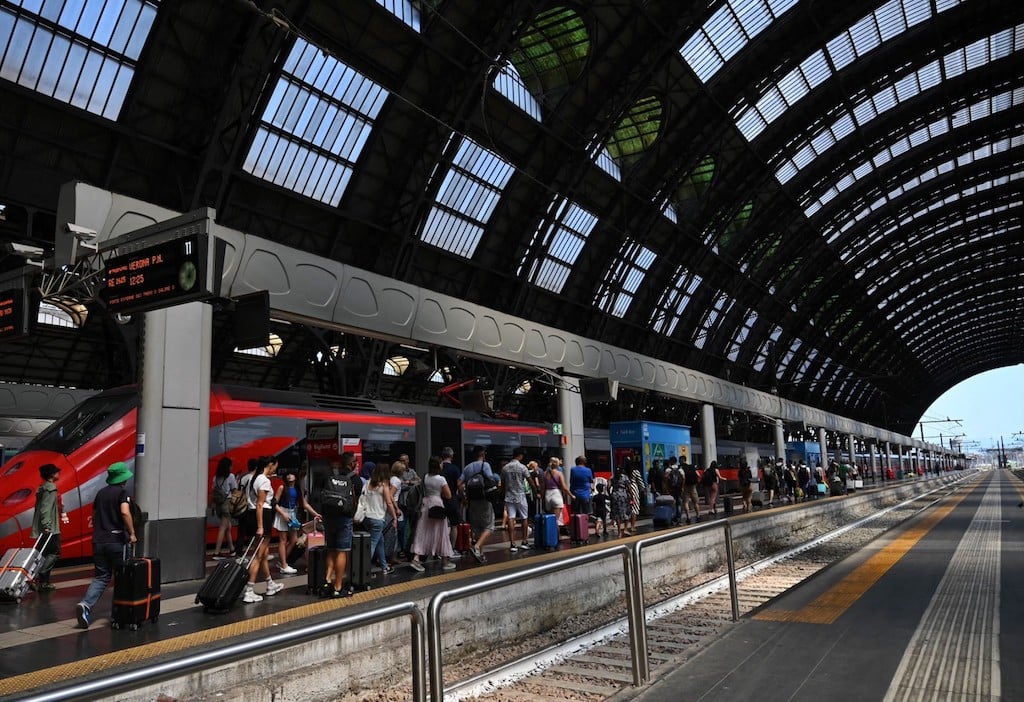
[306,546,330,595]
[195,538,255,613]
[111,548,161,630]
[347,531,371,591]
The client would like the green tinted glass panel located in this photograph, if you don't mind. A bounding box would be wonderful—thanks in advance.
[508,7,590,99]
[727,201,754,233]
[677,156,716,201]
[606,96,662,160]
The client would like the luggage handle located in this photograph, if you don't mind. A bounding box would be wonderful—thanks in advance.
[236,536,259,567]
[32,531,55,554]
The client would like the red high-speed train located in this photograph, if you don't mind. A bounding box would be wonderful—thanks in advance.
[0,385,560,559]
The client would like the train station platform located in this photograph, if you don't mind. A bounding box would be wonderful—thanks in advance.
[0,471,1010,701]
[625,468,1024,702]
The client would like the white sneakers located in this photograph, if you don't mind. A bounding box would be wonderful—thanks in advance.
[243,580,283,602]
[278,564,298,575]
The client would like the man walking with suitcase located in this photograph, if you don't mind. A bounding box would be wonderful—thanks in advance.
[31,464,63,592]
[76,462,137,629]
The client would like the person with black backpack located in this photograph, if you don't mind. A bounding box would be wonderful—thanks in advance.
[458,446,498,563]
[319,451,363,597]
[662,457,684,524]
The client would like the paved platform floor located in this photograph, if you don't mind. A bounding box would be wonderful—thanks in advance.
[629,469,1024,702]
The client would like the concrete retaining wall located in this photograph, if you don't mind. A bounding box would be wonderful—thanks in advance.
[122,473,970,702]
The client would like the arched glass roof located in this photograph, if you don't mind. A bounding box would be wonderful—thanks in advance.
[0,0,1019,436]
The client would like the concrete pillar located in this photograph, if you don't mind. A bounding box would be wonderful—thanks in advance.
[817,427,828,472]
[773,419,785,460]
[868,442,877,483]
[847,434,857,466]
[557,376,585,480]
[897,444,904,478]
[700,404,718,467]
[137,302,212,582]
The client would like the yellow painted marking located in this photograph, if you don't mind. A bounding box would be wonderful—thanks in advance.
[0,535,634,696]
[754,488,971,625]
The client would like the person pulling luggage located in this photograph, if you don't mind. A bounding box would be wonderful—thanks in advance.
[32,463,65,592]
[76,462,138,629]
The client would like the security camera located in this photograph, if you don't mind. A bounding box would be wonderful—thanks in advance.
[65,223,99,242]
[10,242,45,257]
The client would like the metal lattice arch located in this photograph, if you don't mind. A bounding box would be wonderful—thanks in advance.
[0,0,1020,440]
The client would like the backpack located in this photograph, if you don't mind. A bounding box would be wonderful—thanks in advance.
[321,471,358,516]
[683,464,698,486]
[464,462,495,501]
[121,490,145,542]
[465,471,487,500]
[227,487,248,518]
[665,467,683,494]
[701,467,716,487]
[403,481,424,516]
[212,476,229,504]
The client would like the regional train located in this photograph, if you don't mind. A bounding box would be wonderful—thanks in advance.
[0,385,563,559]
[0,383,893,559]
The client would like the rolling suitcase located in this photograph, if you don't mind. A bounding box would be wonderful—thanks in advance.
[111,547,160,630]
[454,523,473,554]
[534,513,558,551]
[653,495,675,527]
[195,538,256,613]
[569,512,590,544]
[306,545,330,596]
[0,533,53,603]
[347,531,371,591]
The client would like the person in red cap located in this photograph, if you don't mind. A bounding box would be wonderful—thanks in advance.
[75,461,137,629]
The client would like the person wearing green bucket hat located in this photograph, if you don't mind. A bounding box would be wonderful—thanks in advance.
[75,461,138,629]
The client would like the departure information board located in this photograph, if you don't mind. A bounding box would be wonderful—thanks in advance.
[0,287,28,341]
[102,233,211,314]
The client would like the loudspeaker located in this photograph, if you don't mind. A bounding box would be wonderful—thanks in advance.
[233,290,270,349]
[579,378,618,403]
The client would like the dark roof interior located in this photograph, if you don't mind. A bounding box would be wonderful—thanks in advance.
[0,0,1020,437]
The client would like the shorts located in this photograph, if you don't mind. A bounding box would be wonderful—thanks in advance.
[324,515,354,551]
[505,500,528,519]
[572,496,592,515]
[243,508,277,539]
[467,499,495,535]
[212,498,230,519]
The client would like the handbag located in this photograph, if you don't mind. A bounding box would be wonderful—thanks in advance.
[353,492,367,523]
[427,505,446,520]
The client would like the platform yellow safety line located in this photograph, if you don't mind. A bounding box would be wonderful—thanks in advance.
[0,535,636,697]
[754,488,971,625]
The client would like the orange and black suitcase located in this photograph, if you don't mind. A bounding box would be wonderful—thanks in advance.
[111,547,160,630]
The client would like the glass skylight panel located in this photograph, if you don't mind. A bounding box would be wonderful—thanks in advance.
[679,0,798,83]
[776,33,1024,186]
[650,268,701,336]
[726,310,758,362]
[420,137,515,259]
[594,146,622,181]
[243,38,388,207]
[492,61,542,121]
[524,198,598,294]
[693,292,734,350]
[596,240,656,317]
[662,201,678,224]
[0,0,159,120]
[375,0,421,31]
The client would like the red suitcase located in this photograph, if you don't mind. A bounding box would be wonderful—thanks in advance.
[569,513,589,545]
[454,523,473,553]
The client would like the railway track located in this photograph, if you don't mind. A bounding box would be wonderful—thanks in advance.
[434,482,967,702]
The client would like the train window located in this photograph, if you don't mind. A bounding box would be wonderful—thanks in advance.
[25,392,137,455]
[2,460,23,478]
[3,488,32,506]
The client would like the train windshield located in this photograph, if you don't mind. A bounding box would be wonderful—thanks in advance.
[25,392,138,455]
